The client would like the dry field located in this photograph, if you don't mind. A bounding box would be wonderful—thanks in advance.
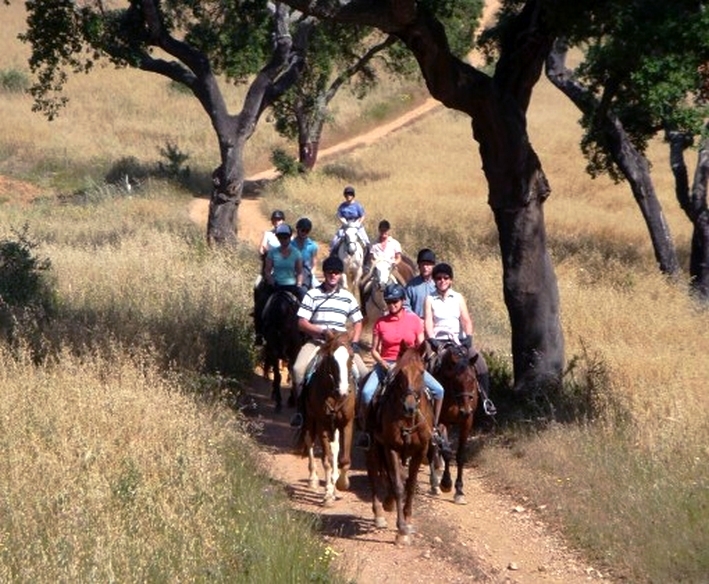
[1,1,708,582]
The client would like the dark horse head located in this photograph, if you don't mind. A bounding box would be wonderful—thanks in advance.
[386,342,428,422]
[263,289,302,411]
[436,343,479,418]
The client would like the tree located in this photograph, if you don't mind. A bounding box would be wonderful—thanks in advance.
[279,0,601,392]
[543,1,709,297]
[270,0,482,170]
[20,0,313,246]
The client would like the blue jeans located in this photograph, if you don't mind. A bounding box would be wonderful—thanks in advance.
[361,361,444,406]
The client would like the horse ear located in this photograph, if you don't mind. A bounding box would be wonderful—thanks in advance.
[417,342,427,358]
[398,340,408,358]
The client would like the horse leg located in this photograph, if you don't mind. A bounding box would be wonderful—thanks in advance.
[453,420,472,505]
[335,417,353,492]
[385,449,412,545]
[287,365,296,408]
[305,431,319,491]
[366,446,387,529]
[439,426,453,493]
[269,355,283,412]
[428,441,442,496]
[320,430,339,507]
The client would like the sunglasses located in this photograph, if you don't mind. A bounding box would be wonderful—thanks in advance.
[298,228,310,233]
[434,275,451,281]
[385,298,402,304]
[324,270,342,275]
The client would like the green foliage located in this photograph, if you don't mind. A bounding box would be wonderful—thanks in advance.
[270,148,303,176]
[158,142,191,182]
[0,68,30,93]
[0,225,57,355]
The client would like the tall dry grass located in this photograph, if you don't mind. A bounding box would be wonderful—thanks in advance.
[2,1,709,581]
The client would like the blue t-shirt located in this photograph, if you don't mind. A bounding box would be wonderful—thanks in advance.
[292,237,318,269]
[336,200,365,222]
[404,275,436,319]
[267,247,302,286]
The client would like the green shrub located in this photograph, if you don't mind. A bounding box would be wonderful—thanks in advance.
[270,147,303,176]
[0,68,29,93]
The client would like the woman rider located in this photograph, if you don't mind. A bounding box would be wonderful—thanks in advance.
[357,282,446,449]
[292,217,319,289]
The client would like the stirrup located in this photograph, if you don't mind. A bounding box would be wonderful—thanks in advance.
[482,398,497,417]
[289,412,303,428]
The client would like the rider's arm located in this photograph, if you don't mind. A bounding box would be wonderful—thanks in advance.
[299,316,326,339]
[423,296,435,339]
[370,328,388,369]
[258,231,270,256]
[351,319,363,344]
[264,253,275,286]
[459,294,474,337]
[295,257,303,287]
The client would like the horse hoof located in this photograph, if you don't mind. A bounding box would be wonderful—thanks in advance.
[335,475,350,491]
[440,477,453,493]
[309,479,319,491]
[374,516,387,529]
[454,494,468,505]
[429,486,441,496]
[322,496,336,508]
[395,532,412,546]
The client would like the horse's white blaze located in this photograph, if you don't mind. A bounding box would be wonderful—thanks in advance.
[372,259,393,288]
[338,226,364,296]
[333,345,351,396]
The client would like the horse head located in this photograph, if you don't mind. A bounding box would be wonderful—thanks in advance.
[388,342,427,418]
[320,332,354,398]
[343,225,361,257]
[436,342,479,418]
[370,258,395,290]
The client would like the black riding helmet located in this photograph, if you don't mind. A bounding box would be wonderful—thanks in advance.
[296,217,312,231]
[432,262,453,279]
[343,185,355,196]
[383,283,406,302]
[322,256,344,273]
[271,209,285,221]
[416,248,436,264]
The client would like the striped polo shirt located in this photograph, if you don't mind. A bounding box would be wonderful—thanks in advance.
[298,284,363,332]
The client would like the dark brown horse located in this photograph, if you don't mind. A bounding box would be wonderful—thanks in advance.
[428,340,479,505]
[366,343,434,544]
[298,333,356,506]
[262,289,302,412]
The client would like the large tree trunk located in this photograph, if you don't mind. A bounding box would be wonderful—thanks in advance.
[546,41,680,276]
[667,131,709,300]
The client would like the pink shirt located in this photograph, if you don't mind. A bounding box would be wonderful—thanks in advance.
[373,309,423,361]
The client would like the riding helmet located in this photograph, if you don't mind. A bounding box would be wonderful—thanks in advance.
[383,283,406,302]
[271,209,285,221]
[322,256,344,273]
[295,217,312,231]
[275,223,292,236]
[343,185,355,196]
[432,262,453,279]
[416,248,436,264]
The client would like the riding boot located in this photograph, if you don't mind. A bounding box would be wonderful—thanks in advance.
[362,245,372,274]
[432,398,452,456]
[477,372,497,416]
[289,386,305,428]
[355,401,373,450]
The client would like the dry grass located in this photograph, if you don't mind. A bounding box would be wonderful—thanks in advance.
[2,2,709,581]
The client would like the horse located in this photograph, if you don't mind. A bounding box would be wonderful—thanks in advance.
[360,257,398,322]
[262,289,303,412]
[298,332,356,506]
[427,338,480,505]
[336,224,365,300]
[365,342,435,545]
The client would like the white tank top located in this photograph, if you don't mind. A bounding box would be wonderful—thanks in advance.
[430,290,462,341]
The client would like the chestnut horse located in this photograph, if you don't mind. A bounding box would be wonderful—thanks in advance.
[262,289,302,412]
[298,333,356,506]
[427,340,480,505]
[365,343,434,545]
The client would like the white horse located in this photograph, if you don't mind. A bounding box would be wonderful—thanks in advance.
[361,258,399,324]
[336,225,365,300]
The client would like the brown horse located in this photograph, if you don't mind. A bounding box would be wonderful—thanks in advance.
[427,340,479,505]
[298,333,356,506]
[366,343,434,545]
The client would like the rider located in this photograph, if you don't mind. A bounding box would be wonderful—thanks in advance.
[404,248,437,319]
[363,219,404,285]
[423,262,495,415]
[254,224,306,346]
[254,210,287,345]
[292,217,319,289]
[259,209,286,259]
[330,185,370,267]
[357,282,446,450]
[290,255,367,428]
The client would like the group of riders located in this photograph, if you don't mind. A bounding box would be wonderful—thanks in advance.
[253,184,494,448]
